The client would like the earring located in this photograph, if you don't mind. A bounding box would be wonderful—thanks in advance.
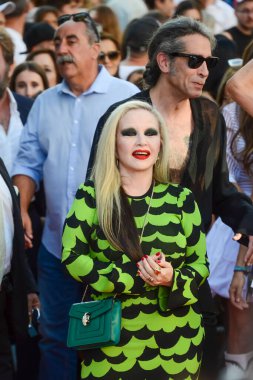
[116,159,119,167]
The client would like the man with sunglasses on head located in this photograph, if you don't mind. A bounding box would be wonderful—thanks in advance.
[12,11,139,380]
[88,17,253,380]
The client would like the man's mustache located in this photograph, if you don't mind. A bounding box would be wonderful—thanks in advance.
[57,55,74,64]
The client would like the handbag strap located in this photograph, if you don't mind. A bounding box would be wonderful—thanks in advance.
[81,285,89,302]
[81,284,118,303]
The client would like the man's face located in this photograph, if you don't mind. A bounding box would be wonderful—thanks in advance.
[166,34,212,99]
[54,20,99,83]
[156,0,175,18]
[60,1,79,15]
[236,1,253,32]
[0,46,10,98]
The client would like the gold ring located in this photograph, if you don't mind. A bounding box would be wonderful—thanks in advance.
[148,276,154,282]
[154,266,161,275]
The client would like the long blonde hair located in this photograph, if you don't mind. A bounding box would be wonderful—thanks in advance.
[92,100,170,255]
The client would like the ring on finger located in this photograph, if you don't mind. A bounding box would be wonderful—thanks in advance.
[154,266,161,275]
[148,276,154,282]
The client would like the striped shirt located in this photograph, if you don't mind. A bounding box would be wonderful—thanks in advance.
[222,102,253,198]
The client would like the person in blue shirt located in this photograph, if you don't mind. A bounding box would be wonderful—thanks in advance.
[12,12,139,380]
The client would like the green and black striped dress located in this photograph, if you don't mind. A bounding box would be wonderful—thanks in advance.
[62,181,208,380]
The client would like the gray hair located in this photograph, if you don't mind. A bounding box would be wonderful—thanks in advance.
[144,16,216,87]
[84,19,101,44]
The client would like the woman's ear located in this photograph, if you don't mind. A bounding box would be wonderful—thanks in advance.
[156,52,170,74]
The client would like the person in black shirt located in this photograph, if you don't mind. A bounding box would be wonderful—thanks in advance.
[88,17,253,380]
[223,0,253,58]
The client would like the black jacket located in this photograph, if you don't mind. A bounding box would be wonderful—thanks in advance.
[87,90,253,238]
[1,158,37,339]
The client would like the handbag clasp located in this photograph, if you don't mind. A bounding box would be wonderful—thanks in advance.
[82,312,91,326]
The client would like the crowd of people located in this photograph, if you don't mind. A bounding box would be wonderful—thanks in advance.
[0,0,253,380]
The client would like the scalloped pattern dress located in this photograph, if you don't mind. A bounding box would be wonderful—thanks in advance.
[62,181,208,380]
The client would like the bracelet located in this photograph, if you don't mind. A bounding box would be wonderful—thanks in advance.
[234,265,251,273]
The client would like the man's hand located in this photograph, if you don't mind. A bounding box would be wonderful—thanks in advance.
[27,293,40,317]
[21,210,33,249]
[229,271,248,310]
[12,174,36,249]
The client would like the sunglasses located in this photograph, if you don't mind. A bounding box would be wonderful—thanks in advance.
[98,51,120,62]
[170,53,219,70]
[57,12,100,42]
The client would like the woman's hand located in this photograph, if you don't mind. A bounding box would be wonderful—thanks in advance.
[137,252,173,287]
[229,271,248,310]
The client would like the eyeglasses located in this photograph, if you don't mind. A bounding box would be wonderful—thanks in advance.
[98,51,120,62]
[169,53,219,70]
[57,12,100,42]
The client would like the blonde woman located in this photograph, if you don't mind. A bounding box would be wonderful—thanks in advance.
[62,100,208,379]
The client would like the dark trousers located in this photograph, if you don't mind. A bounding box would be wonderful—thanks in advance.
[15,202,43,380]
[0,289,14,380]
[198,282,221,380]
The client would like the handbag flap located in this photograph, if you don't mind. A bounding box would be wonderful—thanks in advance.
[69,298,114,320]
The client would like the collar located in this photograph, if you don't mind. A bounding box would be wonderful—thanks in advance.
[57,65,113,97]
[6,89,18,114]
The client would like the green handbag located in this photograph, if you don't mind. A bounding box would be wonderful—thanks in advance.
[67,296,121,350]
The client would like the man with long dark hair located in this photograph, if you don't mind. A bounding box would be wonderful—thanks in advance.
[88,17,253,380]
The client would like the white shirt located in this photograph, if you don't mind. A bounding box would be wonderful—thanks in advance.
[107,0,148,31]
[5,27,27,64]
[119,65,145,81]
[223,102,253,197]
[0,175,14,277]
[0,89,24,175]
[204,0,237,34]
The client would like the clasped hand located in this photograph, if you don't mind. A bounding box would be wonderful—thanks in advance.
[137,252,173,287]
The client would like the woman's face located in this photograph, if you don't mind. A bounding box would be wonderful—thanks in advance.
[60,1,79,15]
[31,53,58,87]
[41,11,58,29]
[183,9,202,21]
[15,70,45,98]
[116,109,161,178]
[98,39,121,76]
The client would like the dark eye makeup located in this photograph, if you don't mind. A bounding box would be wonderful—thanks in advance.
[121,128,159,136]
[145,128,158,136]
[121,128,136,136]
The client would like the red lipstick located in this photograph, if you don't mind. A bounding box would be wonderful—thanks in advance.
[132,150,150,160]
